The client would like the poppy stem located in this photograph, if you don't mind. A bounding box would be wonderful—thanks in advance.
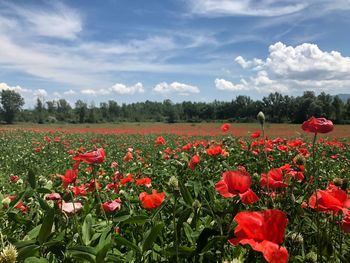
[91,166,108,223]
[173,196,179,263]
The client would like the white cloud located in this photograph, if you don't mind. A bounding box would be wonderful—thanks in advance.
[63,89,77,95]
[34,89,48,97]
[154,82,200,95]
[188,0,308,17]
[0,82,31,93]
[9,2,82,39]
[110,82,145,95]
[220,42,350,94]
[215,78,248,91]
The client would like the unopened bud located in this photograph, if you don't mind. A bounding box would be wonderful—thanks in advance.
[192,199,201,210]
[294,154,306,166]
[0,244,18,263]
[168,176,179,192]
[257,111,265,125]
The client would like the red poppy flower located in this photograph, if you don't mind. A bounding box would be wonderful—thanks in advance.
[308,188,350,213]
[139,190,166,209]
[101,198,122,213]
[215,170,259,204]
[221,123,231,132]
[206,145,224,156]
[61,169,78,188]
[5,196,27,213]
[72,185,87,196]
[155,136,166,145]
[302,117,333,134]
[46,193,61,200]
[229,209,288,263]
[135,177,152,188]
[251,131,261,139]
[10,175,19,183]
[182,143,192,151]
[123,151,133,162]
[73,148,106,164]
[188,154,200,170]
[260,168,288,189]
[120,173,134,185]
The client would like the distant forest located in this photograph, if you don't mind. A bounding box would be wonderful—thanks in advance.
[2,90,350,124]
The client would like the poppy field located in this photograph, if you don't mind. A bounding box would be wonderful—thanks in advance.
[0,118,349,262]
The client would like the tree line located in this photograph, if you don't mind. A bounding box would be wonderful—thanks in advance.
[1,89,350,124]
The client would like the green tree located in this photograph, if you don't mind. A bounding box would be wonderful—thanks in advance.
[75,100,88,123]
[0,90,25,124]
[35,98,46,124]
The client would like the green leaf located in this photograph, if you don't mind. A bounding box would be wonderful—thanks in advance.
[142,222,165,252]
[166,246,195,258]
[38,208,54,245]
[114,236,141,255]
[179,180,193,206]
[105,254,126,263]
[37,197,50,211]
[67,246,96,263]
[27,225,42,240]
[18,245,40,260]
[122,215,148,225]
[113,214,130,223]
[27,169,36,189]
[96,227,112,263]
[82,214,93,246]
[24,257,49,263]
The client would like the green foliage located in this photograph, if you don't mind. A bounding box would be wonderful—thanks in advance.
[0,130,349,262]
[0,89,24,124]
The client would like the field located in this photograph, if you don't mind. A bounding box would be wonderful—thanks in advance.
[1,122,350,137]
[0,122,349,262]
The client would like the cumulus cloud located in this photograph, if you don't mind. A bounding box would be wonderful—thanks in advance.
[110,82,145,95]
[63,89,77,95]
[154,82,200,95]
[215,78,248,91]
[0,82,31,93]
[218,42,350,94]
[34,89,48,97]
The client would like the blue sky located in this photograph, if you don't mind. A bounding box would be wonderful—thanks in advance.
[1,0,350,108]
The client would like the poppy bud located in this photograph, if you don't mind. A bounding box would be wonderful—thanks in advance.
[294,154,306,166]
[168,176,179,192]
[289,232,304,244]
[192,199,201,210]
[257,111,265,125]
[0,244,18,263]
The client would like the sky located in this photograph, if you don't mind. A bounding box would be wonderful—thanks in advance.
[1,0,350,108]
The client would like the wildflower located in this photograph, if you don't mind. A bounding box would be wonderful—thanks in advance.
[260,168,288,189]
[302,117,333,134]
[135,177,152,188]
[59,201,83,214]
[221,123,231,132]
[155,136,166,145]
[215,170,259,204]
[73,148,106,164]
[250,131,261,139]
[229,209,288,263]
[139,190,165,209]
[101,198,122,213]
[188,153,200,170]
